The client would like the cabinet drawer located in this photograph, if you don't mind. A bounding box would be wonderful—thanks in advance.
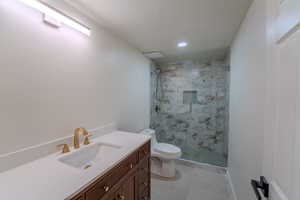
[139,173,150,195]
[139,189,150,200]
[85,151,138,200]
[138,142,150,161]
[114,151,138,183]
[139,158,149,173]
[85,169,116,200]
[139,158,150,194]
[139,169,150,184]
[121,151,138,171]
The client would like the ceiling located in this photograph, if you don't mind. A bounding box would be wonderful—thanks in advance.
[65,0,253,63]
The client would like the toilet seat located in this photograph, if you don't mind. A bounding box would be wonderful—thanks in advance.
[153,143,182,158]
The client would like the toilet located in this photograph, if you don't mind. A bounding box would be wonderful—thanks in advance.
[141,129,182,178]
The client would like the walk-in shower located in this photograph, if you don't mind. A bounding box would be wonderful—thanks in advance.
[150,61,229,167]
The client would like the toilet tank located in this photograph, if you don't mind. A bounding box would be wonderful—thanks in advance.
[140,129,157,147]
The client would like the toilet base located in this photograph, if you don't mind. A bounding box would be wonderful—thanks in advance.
[151,157,177,178]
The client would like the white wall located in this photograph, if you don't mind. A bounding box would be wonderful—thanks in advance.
[0,0,151,155]
[229,0,267,199]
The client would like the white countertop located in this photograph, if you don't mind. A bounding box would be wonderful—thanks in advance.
[0,131,150,200]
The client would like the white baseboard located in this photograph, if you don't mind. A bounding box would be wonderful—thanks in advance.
[269,181,288,200]
[226,170,238,200]
[0,123,116,173]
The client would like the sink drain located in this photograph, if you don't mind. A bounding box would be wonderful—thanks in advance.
[84,164,92,170]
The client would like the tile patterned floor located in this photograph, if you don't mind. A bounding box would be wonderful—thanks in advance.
[151,161,234,200]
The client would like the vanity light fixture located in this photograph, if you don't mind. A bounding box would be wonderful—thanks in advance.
[177,41,188,48]
[19,0,91,36]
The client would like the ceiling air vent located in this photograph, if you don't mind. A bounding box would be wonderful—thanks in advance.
[143,51,164,59]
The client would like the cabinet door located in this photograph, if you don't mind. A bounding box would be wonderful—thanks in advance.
[138,158,150,195]
[102,191,117,200]
[116,174,137,200]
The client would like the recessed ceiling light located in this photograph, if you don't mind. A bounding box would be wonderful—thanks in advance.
[143,51,164,59]
[177,42,188,48]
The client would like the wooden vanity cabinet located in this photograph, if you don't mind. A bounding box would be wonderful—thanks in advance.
[70,141,151,200]
[73,197,84,200]
[113,173,138,200]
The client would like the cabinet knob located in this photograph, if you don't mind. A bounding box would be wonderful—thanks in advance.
[143,182,148,186]
[103,185,110,192]
[130,163,133,169]
[118,194,125,200]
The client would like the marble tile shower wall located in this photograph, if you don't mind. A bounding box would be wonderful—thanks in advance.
[150,61,229,167]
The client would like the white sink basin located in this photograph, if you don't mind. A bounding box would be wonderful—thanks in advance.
[58,143,121,170]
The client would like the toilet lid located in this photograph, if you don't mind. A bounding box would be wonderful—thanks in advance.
[154,143,181,155]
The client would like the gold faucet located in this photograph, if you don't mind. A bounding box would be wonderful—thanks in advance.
[73,128,91,149]
[57,144,70,154]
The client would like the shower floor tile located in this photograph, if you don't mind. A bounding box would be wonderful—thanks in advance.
[151,162,234,200]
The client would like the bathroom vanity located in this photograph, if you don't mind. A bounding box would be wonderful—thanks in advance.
[70,141,151,200]
[0,131,151,200]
